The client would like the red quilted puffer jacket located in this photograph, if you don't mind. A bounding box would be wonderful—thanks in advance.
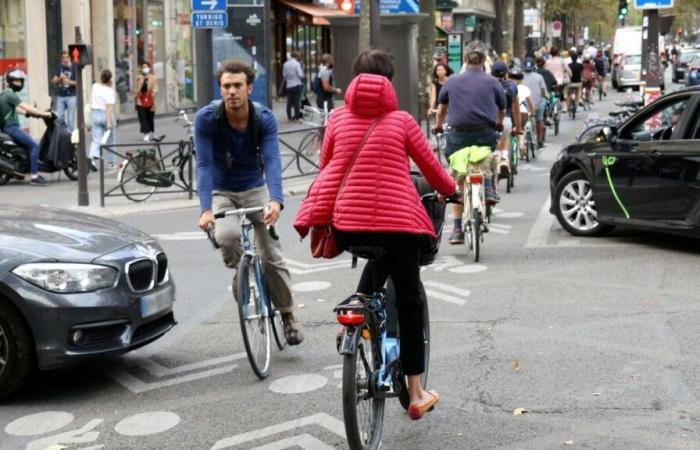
[293,73,456,238]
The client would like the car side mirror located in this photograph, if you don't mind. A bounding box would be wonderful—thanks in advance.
[597,126,617,144]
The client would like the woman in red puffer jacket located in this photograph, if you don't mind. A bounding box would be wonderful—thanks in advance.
[294,49,456,420]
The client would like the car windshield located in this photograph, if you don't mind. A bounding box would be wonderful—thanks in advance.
[680,52,699,63]
[625,55,642,65]
[626,98,690,140]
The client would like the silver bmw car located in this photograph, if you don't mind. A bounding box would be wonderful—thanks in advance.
[0,205,176,400]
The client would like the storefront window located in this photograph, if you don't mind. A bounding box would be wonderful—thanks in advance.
[0,0,27,126]
[114,0,137,116]
[173,0,195,108]
[146,0,166,111]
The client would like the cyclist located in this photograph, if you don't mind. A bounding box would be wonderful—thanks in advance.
[523,57,547,148]
[0,69,52,186]
[294,49,456,420]
[434,40,506,245]
[491,61,521,174]
[565,53,583,112]
[594,50,607,98]
[195,59,304,345]
[544,47,571,109]
[536,57,558,125]
[509,66,535,160]
[582,57,597,105]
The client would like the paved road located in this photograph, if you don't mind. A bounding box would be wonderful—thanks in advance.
[3,83,700,450]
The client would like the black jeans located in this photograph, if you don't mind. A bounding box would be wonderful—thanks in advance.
[334,230,425,375]
[286,85,302,120]
[136,105,155,134]
[316,93,334,112]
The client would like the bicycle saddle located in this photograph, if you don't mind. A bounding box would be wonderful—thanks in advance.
[151,134,167,143]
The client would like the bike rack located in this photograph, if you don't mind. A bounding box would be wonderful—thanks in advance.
[99,140,195,207]
[278,125,325,180]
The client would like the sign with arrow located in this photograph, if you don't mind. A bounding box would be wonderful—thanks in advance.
[192,0,226,10]
[191,0,227,28]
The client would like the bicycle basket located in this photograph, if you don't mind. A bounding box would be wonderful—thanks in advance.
[412,173,446,266]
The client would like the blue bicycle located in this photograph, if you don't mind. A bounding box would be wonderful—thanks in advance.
[206,206,286,379]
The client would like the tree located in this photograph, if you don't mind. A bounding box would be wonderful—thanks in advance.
[359,0,370,51]
[418,0,436,120]
[513,0,525,58]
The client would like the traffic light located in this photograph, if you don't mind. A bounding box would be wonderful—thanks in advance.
[618,0,629,19]
[68,44,92,68]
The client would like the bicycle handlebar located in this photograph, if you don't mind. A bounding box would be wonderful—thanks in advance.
[210,206,279,241]
[420,191,463,204]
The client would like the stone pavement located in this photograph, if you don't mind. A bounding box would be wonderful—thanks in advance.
[0,98,322,217]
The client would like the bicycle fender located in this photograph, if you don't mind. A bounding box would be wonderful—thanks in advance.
[338,326,360,356]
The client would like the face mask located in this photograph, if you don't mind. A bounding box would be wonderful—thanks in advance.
[142,68,150,75]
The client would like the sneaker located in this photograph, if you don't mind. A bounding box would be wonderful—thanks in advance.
[143,134,150,142]
[282,312,304,345]
[448,228,465,245]
[30,175,48,186]
[89,158,99,172]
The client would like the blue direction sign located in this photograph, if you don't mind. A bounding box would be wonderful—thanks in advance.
[192,11,228,28]
[192,0,226,10]
[634,0,673,9]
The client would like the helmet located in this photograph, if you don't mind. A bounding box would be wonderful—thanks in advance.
[491,60,508,77]
[508,65,524,80]
[524,57,536,72]
[5,69,26,92]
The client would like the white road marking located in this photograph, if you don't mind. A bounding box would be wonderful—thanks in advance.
[109,364,237,394]
[448,263,488,274]
[292,281,332,292]
[430,255,463,272]
[494,211,524,219]
[5,412,74,436]
[252,434,336,450]
[153,231,205,241]
[525,197,556,248]
[423,281,470,306]
[26,419,103,450]
[114,411,181,436]
[136,353,247,378]
[488,228,510,235]
[211,413,346,450]
[286,258,351,275]
[268,374,328,394]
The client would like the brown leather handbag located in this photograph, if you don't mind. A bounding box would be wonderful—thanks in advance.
[310,116,382,258]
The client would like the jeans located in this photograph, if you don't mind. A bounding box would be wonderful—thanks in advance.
[3,124,39,174]
[286,85,302,120]
[55,96,76,132]
[89,109,116,164]
[445,128,499,159]
[212,186,294,313]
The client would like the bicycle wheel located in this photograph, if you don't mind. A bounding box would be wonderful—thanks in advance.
[398,281,430,411]
[119,158,157,202]
[472,209,481,263]
[237,255,272,380]
[177,154,195,192]
[63,146,79,181]
[464,190,474,251]
[554,114,560,136]
[271,309,287,351]
[529,136,537,161]
[524,132,531,163]
[296,131,321,175]
[343,326,384,450]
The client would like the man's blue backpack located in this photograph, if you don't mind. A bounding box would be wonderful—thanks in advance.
[311,74,323,96]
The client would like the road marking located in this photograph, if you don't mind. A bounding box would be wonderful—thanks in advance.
[518,165,548,172]
[251,433,336,450]
[114,412,181,436]
[494,211,524,219]
[27,419,103,450]
[211,412,346,450]
[269,374,328,394]
[488,223,512,235]
[449,263,488,274]
[137,353,247,377]
[286,258,350,275]
[5,412,74,436]
[423,281,469,305]
[525,197,555,248]
[292,281,332,292]
[153,231,205,241]
[430,255,463,271]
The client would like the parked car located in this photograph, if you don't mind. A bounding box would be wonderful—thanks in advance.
[685,55,700,87]
[614,54,642,91]
[0,205,176,400]
[550,87,700,237]
[672,50,700,83]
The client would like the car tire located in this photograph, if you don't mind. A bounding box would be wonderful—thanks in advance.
[0,301,35,401]
[553,170,613,237]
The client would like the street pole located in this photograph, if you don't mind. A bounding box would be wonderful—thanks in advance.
[641,9,661,89]
[74,26,89,207]
[370,0,381,48]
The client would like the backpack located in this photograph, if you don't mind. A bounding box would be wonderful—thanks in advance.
[311,74,323,96]
[212,99,264,172]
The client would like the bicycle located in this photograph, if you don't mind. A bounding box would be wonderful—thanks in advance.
[464,169,489,263]
[567,85,579,120]
[117,111,195,202]
[545,91,562,136]
[496,132,518,194]
[335,191,459,450]
[523,116,537,162]
[295,105,328,175]
[205,206,286,380]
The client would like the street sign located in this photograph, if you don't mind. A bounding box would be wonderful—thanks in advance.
[634,0,673,9]
[551,20,562,38]
[192,11,228,28]
[192,0,226,10]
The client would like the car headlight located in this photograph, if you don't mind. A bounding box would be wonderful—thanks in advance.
[12,263,118,293]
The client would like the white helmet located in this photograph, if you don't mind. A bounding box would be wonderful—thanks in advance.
[5,69,26,92]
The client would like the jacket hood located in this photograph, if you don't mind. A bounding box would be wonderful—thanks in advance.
[344,74,398,117]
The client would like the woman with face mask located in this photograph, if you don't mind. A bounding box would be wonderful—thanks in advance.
[134,61,158,141]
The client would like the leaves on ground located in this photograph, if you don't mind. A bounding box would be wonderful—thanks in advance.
[513,407,528,415]
[512,357,521,372]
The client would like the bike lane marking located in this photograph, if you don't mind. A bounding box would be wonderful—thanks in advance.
[5,412,74,436]
[114,411,181,436]
[422,280,469,306]
[269,374,328,394]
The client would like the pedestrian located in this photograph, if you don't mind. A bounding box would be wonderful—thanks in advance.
[293,49,456,420]
[89,69,116,170]
[316,53,342,112]
[0,69,52,185]
[427,63,453,118]
[523,57,548,148]
[434,40,507,244]
[50,50,77,132]
[135,61,158,142]
[194,59,304,345]
[282,50,305,121]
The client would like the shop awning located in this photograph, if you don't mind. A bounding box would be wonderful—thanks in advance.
[277,0,352,26]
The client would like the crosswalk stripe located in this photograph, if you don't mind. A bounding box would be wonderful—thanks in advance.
[424,289,466,306]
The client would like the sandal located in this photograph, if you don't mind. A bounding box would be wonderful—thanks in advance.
[282,313,304,345]
[408,389,440,420]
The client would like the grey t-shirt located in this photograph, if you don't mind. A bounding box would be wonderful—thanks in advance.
[523,71,547,106]
[438,67,506,129]
[319,67,333,92]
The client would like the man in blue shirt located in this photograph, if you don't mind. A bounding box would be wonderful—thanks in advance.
[434,40,506,244]
[50,51,77,132]
[195,60,303,345]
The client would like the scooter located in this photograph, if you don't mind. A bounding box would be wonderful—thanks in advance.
[0,113,80,185]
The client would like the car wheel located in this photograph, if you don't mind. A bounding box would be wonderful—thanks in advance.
[0,301,34,401]
[554,170,613,237]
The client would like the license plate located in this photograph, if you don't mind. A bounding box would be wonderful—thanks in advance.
[140,290,173,318]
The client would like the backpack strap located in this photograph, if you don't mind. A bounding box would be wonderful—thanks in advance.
[214,99,263,173]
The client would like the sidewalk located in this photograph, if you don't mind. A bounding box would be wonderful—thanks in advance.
[0,98,317,217]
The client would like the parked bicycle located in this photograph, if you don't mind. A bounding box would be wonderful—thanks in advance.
[295,105,329,175]
[575,101,642,143]
[117,110,195,202]
[205,206,286,380]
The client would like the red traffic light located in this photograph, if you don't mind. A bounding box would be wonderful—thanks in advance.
[68,44,92,67]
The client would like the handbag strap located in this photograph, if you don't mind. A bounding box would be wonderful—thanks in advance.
[333,115,384,212]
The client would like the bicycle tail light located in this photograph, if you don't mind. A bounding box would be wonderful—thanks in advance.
[468,174,483,184]
[337,310,365,326]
